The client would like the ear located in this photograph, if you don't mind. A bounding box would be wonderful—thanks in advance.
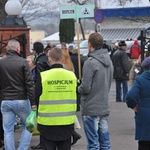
[16,47,20,54]
[48,57,52,64]
[88,42,92,50]
[61,56,65,63]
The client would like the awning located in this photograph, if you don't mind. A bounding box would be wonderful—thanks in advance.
[101,28,144,40]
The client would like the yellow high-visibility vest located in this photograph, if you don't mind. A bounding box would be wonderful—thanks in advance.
[38,68,77,126]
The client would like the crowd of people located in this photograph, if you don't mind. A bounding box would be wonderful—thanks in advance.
[0,32,150,150]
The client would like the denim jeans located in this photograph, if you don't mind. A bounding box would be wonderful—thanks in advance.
[1,100,32,150]
[115,79,128,102]
[82,115,111,150]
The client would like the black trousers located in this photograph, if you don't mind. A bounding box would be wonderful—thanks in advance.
[138,141,150,150]
[41,135,71,150]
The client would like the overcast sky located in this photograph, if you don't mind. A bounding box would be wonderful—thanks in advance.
[36,0,150,9]
[64,0,149,8]
[100,0,150,8]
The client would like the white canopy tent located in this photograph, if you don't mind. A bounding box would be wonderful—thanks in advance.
[40,32,78,44]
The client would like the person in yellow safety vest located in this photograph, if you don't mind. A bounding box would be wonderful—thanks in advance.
[37,47,77,150]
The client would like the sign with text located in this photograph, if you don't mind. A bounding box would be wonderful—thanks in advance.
[60,5,76,19]
[60,5,94,19]
[60,4,94,79]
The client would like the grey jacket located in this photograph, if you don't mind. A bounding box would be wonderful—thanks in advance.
[78,49,113,116]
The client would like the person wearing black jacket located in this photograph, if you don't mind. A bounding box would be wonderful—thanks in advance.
[112,41,131,102]
[0,39,36,150]
[31,42,50,149]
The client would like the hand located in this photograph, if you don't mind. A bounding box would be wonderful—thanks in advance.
[133,105,138,113]
[32,105,37,110]
[126,73,129,76]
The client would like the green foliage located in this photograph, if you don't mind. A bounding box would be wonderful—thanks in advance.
[59,19,75,43]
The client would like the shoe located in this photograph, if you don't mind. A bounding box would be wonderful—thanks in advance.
[0,140,4,148]
[71,131,82,145]
[116,99,122,102]
[31,143,42,149]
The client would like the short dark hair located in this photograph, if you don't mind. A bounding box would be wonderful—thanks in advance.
[33,42,44,54]
[88,33,103,50]
[48,47,63,62]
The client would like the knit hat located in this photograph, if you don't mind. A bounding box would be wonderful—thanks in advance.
[118,41,127,47]
[141,56,150,70]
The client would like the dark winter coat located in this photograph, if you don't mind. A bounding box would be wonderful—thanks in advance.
[0,50,35,105]
[34,53,51,82]
[112,49,130,80]
[126,70,150,140]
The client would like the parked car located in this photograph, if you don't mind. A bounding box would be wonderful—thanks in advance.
[75,40,88,56]
[76,40,112,56]
[56,43,77,49]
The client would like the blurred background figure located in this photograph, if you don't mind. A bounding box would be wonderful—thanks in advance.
[62,49,74,71]
[61,42,67,51]
[61,49,82,146]
[129,55,142,87]
[112,41,131,102]
[103,40,111,53]
[26,55,36,82]
[44,42,52,50]
[110,41,118,60]
[129,51,150,87]
[130,40,141,59]
[68,45,74,56]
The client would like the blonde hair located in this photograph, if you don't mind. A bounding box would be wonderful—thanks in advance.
[62,50,74,71]
[26,55,35,65]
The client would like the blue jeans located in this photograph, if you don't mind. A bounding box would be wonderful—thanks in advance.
[1,100,32,150]
[82,115,111,150]
[115,80,128,101]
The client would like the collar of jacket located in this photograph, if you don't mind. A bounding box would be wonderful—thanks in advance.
[35,52,46,61]
[88,48,107,57]
[50,64,63,69]
[7,50,21,57]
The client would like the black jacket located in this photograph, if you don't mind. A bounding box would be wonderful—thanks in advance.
[34,53,50,81]
[0,50,35,105]
[34,53,50,105]
[112,49,130,80]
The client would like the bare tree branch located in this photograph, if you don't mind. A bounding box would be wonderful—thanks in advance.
[0,0,7,23]
[67,0,91,5]
[20,0,61,22]
[111,0,143,7]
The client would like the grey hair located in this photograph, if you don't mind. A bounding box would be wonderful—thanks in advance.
[7,39,20,50]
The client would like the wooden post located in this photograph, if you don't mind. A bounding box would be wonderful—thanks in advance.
[76,6,81,80]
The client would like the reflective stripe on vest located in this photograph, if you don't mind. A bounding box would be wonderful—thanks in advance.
[39,100,76,105]
[38,68,77,126]
[38,111,76,117]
